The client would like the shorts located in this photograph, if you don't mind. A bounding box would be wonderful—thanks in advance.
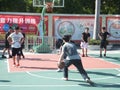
[100,41,107,49]
[80,42,88,49]
[5,42,10,48]
[12,48,21,56]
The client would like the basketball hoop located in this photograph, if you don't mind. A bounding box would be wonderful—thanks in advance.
[46,2,53,13]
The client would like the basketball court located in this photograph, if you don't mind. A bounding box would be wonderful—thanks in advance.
[0,50,120,90]
[0,0,120,90]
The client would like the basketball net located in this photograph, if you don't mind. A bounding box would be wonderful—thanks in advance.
[45,2,53,13]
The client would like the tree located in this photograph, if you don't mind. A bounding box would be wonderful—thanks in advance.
[0,0,120,14]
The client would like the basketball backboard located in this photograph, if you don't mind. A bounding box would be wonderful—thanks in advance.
[33,0,64,7]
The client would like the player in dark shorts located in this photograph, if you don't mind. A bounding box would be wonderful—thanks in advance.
[98,27,111,57]
[7,26,24,67]
[58,35,94,85]
[2,27,13,58]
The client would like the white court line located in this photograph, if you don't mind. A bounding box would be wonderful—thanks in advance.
[115,68,120,76]
[6,59,10,73]
[26,70,119,81]
[0,85,79,87]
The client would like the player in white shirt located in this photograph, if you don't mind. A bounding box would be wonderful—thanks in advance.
[7,26,24,67]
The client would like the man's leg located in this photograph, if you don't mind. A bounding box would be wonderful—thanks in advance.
[100,48,102,57]
[63,60,71,80]
[16,48,21,66]
[2,48,7,58]
[85,48,88,57]
[12,48,16,66]
[8,48,12,58]
[82,48,85,57]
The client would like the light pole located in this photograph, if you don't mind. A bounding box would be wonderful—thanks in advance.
[93,0,101,39]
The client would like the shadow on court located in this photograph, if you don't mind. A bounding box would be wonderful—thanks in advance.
[80,83,120,88]
[0,80,11,82]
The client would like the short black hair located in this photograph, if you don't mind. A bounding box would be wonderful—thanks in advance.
[85,27,89,30]
[62,35,71,42]
[9,26,13,30]
[102,27,106,30]
[15,26,20,30]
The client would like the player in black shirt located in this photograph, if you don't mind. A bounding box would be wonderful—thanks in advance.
[2,27,13,58]
[98,27,111,57]
[80,27,90,57]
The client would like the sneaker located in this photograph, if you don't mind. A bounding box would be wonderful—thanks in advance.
[23,56,25,59]
[16,64,20,67]
[86,54,88,57]
[2,55,6,58]
[85,79,94,85]
[62,77,68,81]
[9,55,12,58]
[100,54,102,57]
[13,63,16,67]
[56,68,63,72]
[82,54,85,57]
[104,54,106,57]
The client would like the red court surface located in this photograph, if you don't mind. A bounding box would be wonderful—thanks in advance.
[8,54,120,72]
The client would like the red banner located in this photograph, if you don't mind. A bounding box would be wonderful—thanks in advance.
[0,14,48,35]
[0,14,48,43]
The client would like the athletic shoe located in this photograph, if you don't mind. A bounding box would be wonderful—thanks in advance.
[56,68,63,72]
[62,77,68,81]
[100,54,102,57]
[82,54,85,57]
[104,54,106,57]
[9,55,12,58]
[13,63,16,67]
[85,79,94,85]
[2,55,6,58]
[16,64,20,67]
[23,56,25,59]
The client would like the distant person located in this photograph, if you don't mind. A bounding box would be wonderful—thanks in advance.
[80,27,90,57]
[98,27,111,57]
[7,26,24,67]
[1,27,13,58]
[56,38,63,49]
[19,28,25,59]
[58,35,93,85]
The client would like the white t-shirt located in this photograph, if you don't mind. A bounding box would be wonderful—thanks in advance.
[9,32,23,48]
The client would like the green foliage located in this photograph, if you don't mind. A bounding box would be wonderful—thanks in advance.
[89,39,101,45]
[0,0,120,14]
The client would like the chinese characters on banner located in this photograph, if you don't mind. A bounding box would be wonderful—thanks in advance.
[0,14,48,43]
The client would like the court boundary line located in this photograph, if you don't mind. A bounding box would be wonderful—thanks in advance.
[0,84,80,87]
[26,68,120,81]
[7,58,10,73]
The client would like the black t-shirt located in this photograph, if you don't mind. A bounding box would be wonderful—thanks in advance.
[21,33,25,45]
[82,32,90,42]
[99,32,110,41]
[5,32,11,43]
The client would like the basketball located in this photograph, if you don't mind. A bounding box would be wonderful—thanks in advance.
[57,62,65,69]
[46,3,53,13]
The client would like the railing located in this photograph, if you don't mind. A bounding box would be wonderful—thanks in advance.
[24,36,56,53]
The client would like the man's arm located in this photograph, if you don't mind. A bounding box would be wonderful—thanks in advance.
[81,34,85,42]
[7,36,12,45]
[58,51,64,63]
[98,33,102,40]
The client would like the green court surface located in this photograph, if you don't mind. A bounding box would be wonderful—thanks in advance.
[0,52,120,90]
